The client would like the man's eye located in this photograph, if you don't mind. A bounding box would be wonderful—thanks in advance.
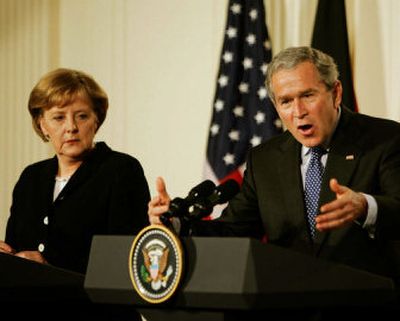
[280,99,290,107]
[302,92,315,99]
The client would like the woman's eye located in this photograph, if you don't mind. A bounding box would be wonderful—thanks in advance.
[77,113,88,120]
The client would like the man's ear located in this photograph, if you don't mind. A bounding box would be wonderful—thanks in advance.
[333,80,343,108]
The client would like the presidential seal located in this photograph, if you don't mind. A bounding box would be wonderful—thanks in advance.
[129,225,184,304]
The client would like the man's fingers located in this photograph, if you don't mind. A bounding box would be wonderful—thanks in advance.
[156,176,170,202]
[320,196,347,214]
[316,205,354,230]
[329,178,347,195]
[148,177,171,226]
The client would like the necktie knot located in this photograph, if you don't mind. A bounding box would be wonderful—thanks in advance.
[310,146,326,159]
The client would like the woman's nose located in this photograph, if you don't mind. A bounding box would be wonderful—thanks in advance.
[66,117,78,132]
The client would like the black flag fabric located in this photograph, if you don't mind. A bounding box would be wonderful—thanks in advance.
[311,0,358,112]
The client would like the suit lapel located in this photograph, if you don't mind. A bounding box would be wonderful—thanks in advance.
[56,162,92,201]
[279,136,311,242]
[39,157,59,211]
[54,143,110,202]
[314,107,362,248]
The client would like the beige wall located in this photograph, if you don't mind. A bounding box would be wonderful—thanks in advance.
[1,0,400,238]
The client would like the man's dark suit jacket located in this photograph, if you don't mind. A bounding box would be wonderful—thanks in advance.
[195,107,400,279]
[5,142,150,274]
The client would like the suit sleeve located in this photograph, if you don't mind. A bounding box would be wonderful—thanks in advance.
[5,168,28,248]
[192,150,265,239]
[106,157,150,235]
[373,133,400,240]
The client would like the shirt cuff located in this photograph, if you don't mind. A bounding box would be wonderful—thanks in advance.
[362,193,378,227]
[357,193,377,238]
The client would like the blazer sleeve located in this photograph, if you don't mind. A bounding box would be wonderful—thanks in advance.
[105,156,151,236]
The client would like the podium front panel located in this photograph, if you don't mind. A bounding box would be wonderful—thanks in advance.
[84,235,397,310]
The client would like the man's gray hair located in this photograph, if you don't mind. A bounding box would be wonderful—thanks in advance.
[266,46,339,102]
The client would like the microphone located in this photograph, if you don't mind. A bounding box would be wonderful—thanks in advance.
[186,179,240,220]
[160,180,216,226]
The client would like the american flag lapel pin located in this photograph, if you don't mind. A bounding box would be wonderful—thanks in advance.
[345,155,354,160]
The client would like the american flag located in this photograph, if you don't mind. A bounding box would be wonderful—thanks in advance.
[203,0,283,218]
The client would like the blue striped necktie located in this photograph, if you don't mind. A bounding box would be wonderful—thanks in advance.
[304,147,326,239]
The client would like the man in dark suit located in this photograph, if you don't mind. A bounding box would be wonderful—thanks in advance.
[148,46,400,318]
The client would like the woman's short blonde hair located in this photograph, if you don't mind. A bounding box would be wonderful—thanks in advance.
[28,68,109,141]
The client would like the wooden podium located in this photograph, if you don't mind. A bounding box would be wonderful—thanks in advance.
[84,235,398,320]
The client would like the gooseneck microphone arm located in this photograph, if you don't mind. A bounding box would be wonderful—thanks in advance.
[186,179,240,221]
[159,180,216,226]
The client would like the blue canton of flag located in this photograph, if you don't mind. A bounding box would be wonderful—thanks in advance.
[203,0,283,218]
